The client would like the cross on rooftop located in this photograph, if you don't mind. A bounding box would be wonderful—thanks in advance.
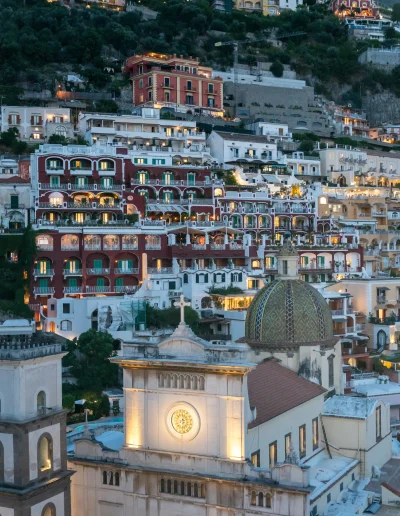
[174,294,191,324]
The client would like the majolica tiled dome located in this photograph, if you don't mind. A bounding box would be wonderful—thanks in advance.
[244,280,335,350]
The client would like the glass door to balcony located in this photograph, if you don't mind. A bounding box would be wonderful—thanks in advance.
[118,259,132,272]
[94,259,103,274]
[38,260,50,274]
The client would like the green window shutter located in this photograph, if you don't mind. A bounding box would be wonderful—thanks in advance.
[96,277,105,287]
[205,273,209,283]
[305,274,309,283]
[196,275,199,283]
[94,259,102,269]
[50,176,59,186]
[116,277,123,287]
[319,256,325,265]
[117,260,122,268]
[39,278,48,288]
[271,257,275,265]
[304,256,309,265]
[222,273,226,282]
[321,274,326,282]
[10,195,18,209]
[184,274,188,284]
[127,260,133,268]
[69,278,77,287]
[238,272,242,282]
[168,281,176,289]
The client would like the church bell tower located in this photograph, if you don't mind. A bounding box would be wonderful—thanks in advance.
[0,322,72,516]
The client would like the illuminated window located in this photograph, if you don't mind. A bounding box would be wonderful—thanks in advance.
[376,406,381,440]
[251,450,260,467]
[38,435,52,471]
[269,441,277,468]
[285,433,291,460]
[312,418,319,450]
[320,196,327,205]
[299,425,306,458]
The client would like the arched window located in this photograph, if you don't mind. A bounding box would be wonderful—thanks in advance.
[42,503,56,516]
[251,490,256,506]
[173,480,178,494]
[102,471,108,484]
[180,480,185,495]
[115,472,120,486]
[38,434,52,472]
[160,478,165,492]
[266,492,272,508]
[60,320,72,331]
[122,235,138,250]
[109,472,114,485]
[36,235,53,251]
[37,391,46,414]
[194,483,199,497]
[258,492,264,507]
[145,235,161,249]
[167,479,172,493]
[187,482,192,496]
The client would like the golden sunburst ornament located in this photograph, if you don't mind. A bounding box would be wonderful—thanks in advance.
[171,409,193,434]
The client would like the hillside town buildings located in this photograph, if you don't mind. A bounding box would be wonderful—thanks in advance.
[3,42,400,515]
[125,53,224,116]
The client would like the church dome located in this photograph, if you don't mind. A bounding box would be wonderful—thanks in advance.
[244,279,335,350]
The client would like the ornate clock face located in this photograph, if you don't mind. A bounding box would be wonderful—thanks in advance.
[166,403,200,440]
[171,409,193,434]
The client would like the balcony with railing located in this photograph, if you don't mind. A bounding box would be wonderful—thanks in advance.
[114,268,139,274]
[64,286,83,294]
[33,269,55,278]
[148,267,174,275]
[369,315,400,325]
[86,268,110,275]
[63,269,83,277]
[40,182,123,191]
[114,285,139,294]
[85,286,112,293]
[33,287,55,296]
[377,295,387,304]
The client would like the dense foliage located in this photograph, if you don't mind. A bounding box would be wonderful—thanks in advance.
[63,329,119,391]
[0,0,399,106]
[146,303,200,332]
[0,228,35,318]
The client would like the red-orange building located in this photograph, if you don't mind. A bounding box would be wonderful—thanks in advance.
[125,53,224,116]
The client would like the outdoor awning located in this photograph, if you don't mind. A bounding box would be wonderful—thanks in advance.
[261,174,281,184]
[205,227,243,235]
[379,287,390,291]
[334,316,347,322]
[167,227,206,235]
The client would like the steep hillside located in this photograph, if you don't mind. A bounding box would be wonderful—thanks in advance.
[0,0,399,108]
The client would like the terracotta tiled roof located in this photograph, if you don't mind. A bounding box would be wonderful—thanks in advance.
[0,176,30,184]
[247,359,326,429]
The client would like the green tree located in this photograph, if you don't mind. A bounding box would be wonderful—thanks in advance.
[392,3,400,22]
[224,170,238,186]
[62,394,76,411]
[298,140,315,153]
[270,61,284,78]
[145,304,200,333]
[64,330,119,391]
